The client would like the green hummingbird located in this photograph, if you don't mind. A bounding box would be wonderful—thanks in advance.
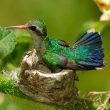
[7,19,104,72]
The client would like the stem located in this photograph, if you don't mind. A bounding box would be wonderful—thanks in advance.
[97,92,110,110]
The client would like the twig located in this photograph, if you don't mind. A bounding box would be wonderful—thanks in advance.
[88,91,110,96]
[97,92,110,110]
[88,91,110,110]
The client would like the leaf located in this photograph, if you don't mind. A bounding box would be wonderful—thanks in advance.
[0,27,17,59]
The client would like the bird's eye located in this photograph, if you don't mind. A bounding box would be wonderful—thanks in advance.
[29,26,36,31]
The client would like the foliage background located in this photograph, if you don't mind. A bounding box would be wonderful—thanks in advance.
[0,0,110,110]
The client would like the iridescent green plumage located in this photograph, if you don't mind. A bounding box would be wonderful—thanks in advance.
[42,37,75,65]
[41,32,104,71]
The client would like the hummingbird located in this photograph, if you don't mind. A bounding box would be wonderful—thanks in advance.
[7,19,104,72]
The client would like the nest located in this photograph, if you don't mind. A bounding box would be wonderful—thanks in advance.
[18,49,80,106]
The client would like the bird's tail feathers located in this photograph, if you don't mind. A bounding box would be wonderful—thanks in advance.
[73,30,104,70]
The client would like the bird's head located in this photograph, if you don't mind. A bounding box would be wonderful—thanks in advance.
[27,19,47,37]
[7,19,47,37]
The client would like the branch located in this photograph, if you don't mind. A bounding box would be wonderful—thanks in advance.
[0,73,28,99]
[88,91,110,110]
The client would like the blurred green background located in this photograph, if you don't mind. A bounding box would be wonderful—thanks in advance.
[0,0,110,110]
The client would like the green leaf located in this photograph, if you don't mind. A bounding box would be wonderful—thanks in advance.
[0,27,17,59]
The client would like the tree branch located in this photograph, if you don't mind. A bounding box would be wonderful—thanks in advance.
[0,73,28,99]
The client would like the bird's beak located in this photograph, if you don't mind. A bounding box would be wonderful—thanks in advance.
[6,25,28,30]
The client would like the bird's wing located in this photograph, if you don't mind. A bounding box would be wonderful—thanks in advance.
[43,52,85,70]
